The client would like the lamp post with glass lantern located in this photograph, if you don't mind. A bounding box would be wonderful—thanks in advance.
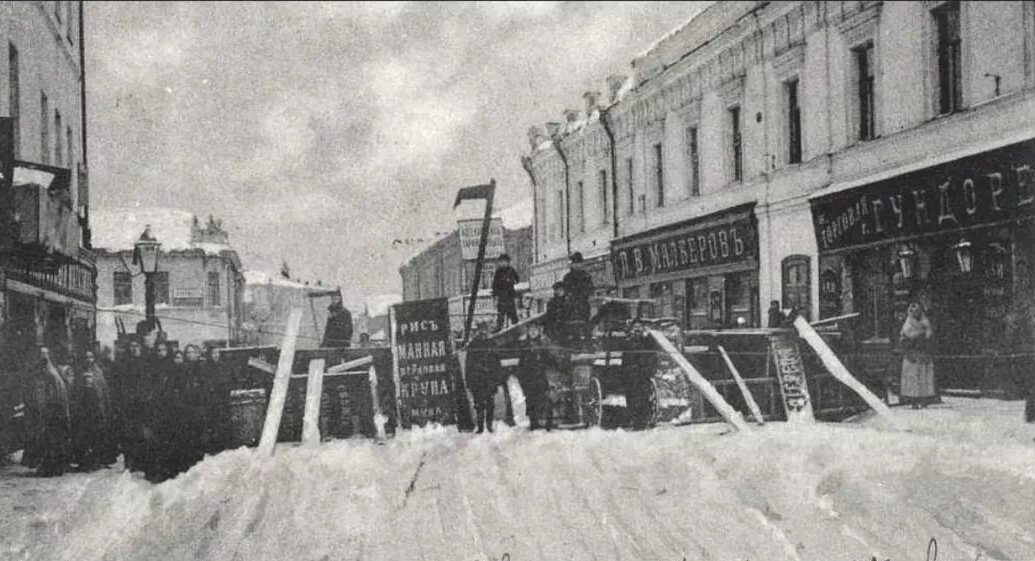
[133,225,162,324]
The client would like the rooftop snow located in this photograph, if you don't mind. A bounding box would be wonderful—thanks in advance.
[91,207,229,254]
[364,293,402,317]
[243,270,324,291]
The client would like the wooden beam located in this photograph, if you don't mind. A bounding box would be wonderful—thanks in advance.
[247,356,276,375]
[368,365,387,443]
[648,329,750,432]
[301,358,326,447]
[717,345,765,425]
[793,316,900,429]
[327,354,374,374]
[258,308,303,456]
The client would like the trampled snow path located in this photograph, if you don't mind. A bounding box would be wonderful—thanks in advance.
[3,398,1034,561]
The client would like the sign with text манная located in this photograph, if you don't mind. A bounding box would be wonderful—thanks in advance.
[392,297,456,427]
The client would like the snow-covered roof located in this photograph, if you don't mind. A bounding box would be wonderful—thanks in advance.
[498,199,533,229]
[91,207,230,255]
[243,270,326,291]
[364,294,402,318]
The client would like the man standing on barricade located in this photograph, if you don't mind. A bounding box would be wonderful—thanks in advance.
[544,282,572,348]
[562,252,594,344]
[516,322,555,431]
[492,253,521,331]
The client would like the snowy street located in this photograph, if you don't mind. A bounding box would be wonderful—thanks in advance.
[2,397,1033,561]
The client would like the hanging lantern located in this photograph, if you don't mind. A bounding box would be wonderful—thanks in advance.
[953,239,973,274]
[897,245,917,279]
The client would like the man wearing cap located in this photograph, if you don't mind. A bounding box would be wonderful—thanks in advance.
[491,253,521,331]
[562,252,594,341]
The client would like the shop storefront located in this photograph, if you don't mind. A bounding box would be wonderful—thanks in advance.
[611,203,760,329]
[810,138,1035,392]
[2,248,97,368]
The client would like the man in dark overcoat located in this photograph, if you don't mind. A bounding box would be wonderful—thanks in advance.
[492,253,521,331]
[465,322,504,433]
[322,293,354,348]
[516,322,555,431]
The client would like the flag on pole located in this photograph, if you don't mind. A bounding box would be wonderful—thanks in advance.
[453,183,494,208]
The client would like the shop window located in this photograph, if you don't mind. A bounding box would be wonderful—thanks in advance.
[113,272,132,306]
[650,281,673,318]
[727,273,754,327]
[208,271,221,307]
[686,278,710,330]
[622,286,642,300]
[782,255,811,320]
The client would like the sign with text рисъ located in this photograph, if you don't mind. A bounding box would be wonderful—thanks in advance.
[457,217,505,261]
[392,298,456,428]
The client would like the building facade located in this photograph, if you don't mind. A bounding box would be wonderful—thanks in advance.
[241,269,339,351]
[400,225,533,330]
[92,210,245,349]
[526,0,1035,391]
[1,1,95,369]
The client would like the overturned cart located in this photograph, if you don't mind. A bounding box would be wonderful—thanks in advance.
[491,303,883,430]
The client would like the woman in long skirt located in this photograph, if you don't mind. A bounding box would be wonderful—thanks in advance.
[900,303,936,409]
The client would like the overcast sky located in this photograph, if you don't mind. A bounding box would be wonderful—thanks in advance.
[86,1,710,308]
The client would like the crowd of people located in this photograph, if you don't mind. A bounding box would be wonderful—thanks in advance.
[10,320,229,482]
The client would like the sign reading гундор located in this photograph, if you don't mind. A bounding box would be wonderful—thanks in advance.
[811,138,1035,252]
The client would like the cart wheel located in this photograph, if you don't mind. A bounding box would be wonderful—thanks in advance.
[583,376,603,428]
[645,378,660,428]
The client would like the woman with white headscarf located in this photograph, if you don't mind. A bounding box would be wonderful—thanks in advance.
[900,302,936,409]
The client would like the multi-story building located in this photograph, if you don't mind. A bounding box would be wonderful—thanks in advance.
[241,268,340,350]
[525,1,1035,392]
[0,1,95,367]
[92,209,245,349]
[400,213,533,333]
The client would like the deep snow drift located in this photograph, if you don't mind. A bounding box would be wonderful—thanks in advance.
[4,398,1034,561]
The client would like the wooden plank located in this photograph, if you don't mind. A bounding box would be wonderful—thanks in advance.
[327,354,374,374]
[793,316,901,429]
[389,306,403,430]
[247,356,276,374]
[368,365,387,443]
[301,358,326,447]
[648,329,750,432]
[258,308,303,456]
[717,345,766,425]
[486,311,547,342]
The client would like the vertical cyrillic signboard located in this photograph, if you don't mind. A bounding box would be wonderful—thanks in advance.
[392,297,456,427]
[768,331,815,423]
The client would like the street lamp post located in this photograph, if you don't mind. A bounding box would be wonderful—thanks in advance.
[134,225,162,325]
